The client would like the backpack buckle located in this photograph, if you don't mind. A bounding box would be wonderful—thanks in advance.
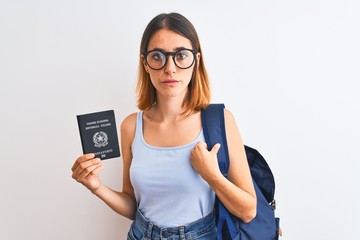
[270,199,276,210]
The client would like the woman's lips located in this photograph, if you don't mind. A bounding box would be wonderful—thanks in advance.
[162,79,179,85]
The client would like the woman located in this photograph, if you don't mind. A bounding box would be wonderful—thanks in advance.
[71,12,256,240]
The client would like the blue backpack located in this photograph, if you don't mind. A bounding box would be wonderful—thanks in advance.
[201,104,280,240]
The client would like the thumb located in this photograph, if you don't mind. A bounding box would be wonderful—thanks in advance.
[210,143,221,154]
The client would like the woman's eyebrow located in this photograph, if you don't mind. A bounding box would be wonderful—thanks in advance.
[147,47,189,52]
[174,46,188,51]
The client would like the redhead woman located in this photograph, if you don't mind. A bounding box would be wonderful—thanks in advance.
[71,12,256,240]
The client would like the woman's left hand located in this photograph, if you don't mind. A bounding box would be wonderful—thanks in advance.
[190,141,222,182]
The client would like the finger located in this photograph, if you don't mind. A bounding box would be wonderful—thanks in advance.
[196,141,207,149]
[91,164,104,175]
[210,143,221,154]
[71,153,95,171]
[75,162,102,182]
[72,158,101,178]
[75,158,101,176]
[71,153,94,171]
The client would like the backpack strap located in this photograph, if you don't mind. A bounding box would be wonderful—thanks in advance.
[201,103,230,176]
[201,103,238,240]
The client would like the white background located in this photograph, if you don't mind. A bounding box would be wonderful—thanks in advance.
[1,0,359,239]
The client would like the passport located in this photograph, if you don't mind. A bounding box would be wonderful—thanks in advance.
[77,110,120,160]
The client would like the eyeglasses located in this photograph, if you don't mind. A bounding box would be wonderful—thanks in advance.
[143,48,198,70]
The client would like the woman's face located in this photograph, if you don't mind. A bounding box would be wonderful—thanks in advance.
[144,29,200,100]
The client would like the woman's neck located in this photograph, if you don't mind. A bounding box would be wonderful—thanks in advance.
[147,97,190,122]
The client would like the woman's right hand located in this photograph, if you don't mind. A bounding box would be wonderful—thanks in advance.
[71,153,104,193]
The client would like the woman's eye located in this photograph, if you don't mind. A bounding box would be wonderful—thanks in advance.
[151,52,165,61]
[176,51,188,60]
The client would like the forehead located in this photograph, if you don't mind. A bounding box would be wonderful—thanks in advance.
[147,29,193,51]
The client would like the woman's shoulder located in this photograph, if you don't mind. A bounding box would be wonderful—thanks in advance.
[223,108,236,123]
[121,112,138,135]
[222,107,241,133]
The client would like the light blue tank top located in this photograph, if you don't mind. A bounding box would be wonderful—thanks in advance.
[130,112,215,227]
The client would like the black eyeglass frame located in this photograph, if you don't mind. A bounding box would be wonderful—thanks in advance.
[142,48,198,70]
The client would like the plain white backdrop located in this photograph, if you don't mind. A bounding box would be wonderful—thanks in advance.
[1,0,359,239]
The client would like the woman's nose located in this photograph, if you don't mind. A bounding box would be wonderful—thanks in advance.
[164,56,177,74]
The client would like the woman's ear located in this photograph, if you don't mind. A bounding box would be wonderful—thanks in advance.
[141,55,149,73]
[196,52,201,68]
